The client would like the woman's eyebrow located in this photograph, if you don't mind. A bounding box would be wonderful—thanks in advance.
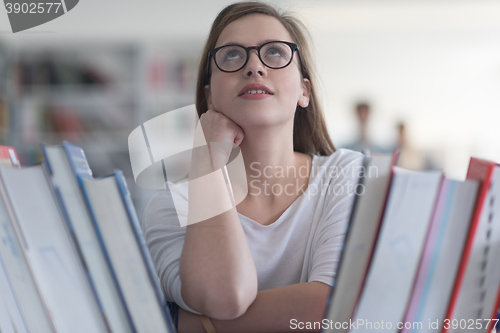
[217,39,286,47]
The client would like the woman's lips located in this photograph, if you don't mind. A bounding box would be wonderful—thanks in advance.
[239,90,273,100]
[238,83,273,100]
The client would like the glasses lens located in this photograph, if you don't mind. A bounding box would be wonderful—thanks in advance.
[215,45,247,72]
[260,42,293,68]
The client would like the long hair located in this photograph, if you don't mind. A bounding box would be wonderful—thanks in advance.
[195,1,335,155]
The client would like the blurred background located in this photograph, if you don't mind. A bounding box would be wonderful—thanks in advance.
[0,0,499,213]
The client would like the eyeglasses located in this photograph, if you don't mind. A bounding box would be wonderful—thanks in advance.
[207,40,301,74]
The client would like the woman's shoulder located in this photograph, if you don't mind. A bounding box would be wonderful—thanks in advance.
[313,148,364,170]
[308,148,365,192]
[141,181,188,230]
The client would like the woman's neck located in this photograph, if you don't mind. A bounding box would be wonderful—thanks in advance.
[235,124,313,223]
[237,122,311,194]
[239,124,296,173]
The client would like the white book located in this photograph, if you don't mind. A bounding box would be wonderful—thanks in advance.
[0,165,108,333]
[80,171,175,333]
[0,177,54,333]
[402,178,479,333]
[0,145,51,333]
[445,160,500,333]
[43,143,134,333]
[324,153,395,333]
[0,256,28,333]
[351,167,442,333]
[0,280,16,333]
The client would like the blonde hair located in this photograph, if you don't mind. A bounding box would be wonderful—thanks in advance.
[195,1,335,155]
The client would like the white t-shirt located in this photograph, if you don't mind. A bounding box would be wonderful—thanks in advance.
[141,148,364,312]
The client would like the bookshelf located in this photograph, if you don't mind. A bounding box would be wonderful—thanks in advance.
[0,38,202,213]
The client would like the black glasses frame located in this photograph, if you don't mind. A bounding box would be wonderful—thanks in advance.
[207,40,302,76]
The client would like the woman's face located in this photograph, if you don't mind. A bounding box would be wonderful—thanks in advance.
[205,14,310,129]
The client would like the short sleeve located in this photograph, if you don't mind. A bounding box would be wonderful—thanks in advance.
[308,151,364,286]
[140,184,200,313]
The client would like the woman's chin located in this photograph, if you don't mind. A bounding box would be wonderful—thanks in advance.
[237,115,293,130]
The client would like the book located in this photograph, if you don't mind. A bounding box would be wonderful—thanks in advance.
[80,170,176,333]
[401,177,479,333]
[443,158,500,333]
[0,149,54,333]
[0,165,109,333]
[0,292,14,333]
[323,152,396,333]
[0,201,31,333]
[351,167,442,332]
[0,145,26,333]
[0,145,20,167]
[42,142,134,333]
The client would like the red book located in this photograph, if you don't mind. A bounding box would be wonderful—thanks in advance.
[0,145,20,167]
[443,157,500,333]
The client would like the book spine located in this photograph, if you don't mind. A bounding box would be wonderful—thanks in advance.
[113,171,176,333]
[350,158,396,320]
[60,143,137,333]
[443,163,494,333]
[63,141,93,179]
[41,154,111,333]
[323,153,369,317]
[77,175,137,333]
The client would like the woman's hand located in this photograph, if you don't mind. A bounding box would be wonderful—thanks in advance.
[200,109,245,146]
[178,282,331,333]
[198,109,245,171]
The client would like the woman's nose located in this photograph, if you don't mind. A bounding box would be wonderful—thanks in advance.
[244,50,267,77]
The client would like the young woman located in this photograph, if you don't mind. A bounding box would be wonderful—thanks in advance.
[142,2,363,332]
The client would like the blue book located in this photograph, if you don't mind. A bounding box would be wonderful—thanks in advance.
[80,170,176,333]
[42,142,135,333]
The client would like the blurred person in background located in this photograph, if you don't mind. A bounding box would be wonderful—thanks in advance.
[343,101,389,154]
[395,121,437,170]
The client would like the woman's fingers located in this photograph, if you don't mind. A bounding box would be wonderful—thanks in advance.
[201,109,245,146]
[195,109,245,171]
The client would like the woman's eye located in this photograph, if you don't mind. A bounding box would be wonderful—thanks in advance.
[223,49,244,61]
[265,47,285,58]
[227,51,241,59]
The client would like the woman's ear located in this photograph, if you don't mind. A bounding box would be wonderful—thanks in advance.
[204,84,212,109]
[299,78,311,108]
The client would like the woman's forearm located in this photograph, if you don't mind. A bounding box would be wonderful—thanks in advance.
[180,148,257,319]
[180,208,257,319]
[179,281,331,333]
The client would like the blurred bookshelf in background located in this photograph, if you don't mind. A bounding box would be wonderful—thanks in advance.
[0,38,202,213]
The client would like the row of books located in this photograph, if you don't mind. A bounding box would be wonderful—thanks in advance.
[146,56,197,92]
[0,143,175,333]
[2,140,500,333]
[324,152,500,333]
[14,57,110,89]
